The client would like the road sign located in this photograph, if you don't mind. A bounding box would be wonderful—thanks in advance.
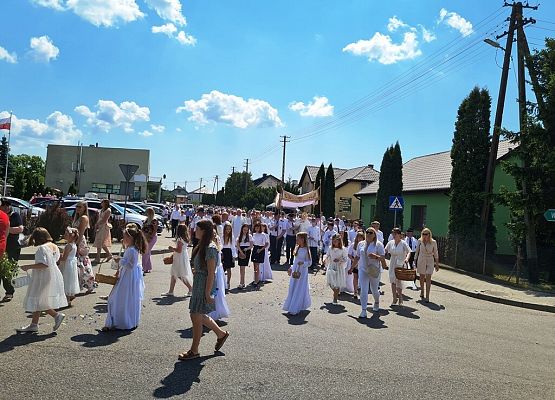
[544,209,555,222]
[389,196,404,210]
[119,164,139,182]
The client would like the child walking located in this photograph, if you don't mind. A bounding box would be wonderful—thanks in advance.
[162,224,193,297]
[16,228,67,333]
[325,234,348,304]
[58,227,80,307]
[250,222,268,289]
[221,223,235,290]
[236,224,252,290]
[259,223,273,283]
[102,224,146,331]
[282,232,312,315]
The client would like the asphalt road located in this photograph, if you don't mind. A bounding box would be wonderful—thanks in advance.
[0,249,553,400]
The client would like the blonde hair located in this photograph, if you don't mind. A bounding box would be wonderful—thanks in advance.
[29,227,53,246]
[74,201,89,221]
[420,228,433,242]
[65,227,79,242]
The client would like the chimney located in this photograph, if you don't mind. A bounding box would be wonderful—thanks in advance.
[96,143,98,147]
[368,164,374,169]
[263,173,267,178]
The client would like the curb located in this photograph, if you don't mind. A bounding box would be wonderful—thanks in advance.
[432,279,555,314]
[18,248,172,261]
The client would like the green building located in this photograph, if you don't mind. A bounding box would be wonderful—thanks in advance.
[355,140,517,255]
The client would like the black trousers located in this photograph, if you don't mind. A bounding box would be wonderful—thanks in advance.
[309,246,318,268]
[1,247,21,295]
[269,235,278,264]
[171,219,179,237]
[285,235,296,264]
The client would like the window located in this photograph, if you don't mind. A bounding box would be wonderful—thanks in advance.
[411,205,427,230]
[91,183,120,194]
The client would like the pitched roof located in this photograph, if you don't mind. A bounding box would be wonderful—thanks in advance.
[252,174,282,187]
[356,140,515,196]
[302,165,379,188]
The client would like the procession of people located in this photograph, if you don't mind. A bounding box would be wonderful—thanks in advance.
[4,200,440,360]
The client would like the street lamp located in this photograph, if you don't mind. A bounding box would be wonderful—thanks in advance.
[484,38,505,51]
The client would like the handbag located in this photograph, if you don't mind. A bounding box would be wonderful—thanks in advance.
[12,273,30,288]
[291,262,302,279]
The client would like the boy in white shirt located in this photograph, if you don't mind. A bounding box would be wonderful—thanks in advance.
[307,217,321,270]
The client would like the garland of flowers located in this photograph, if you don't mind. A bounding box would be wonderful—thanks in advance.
[0,254,19,282]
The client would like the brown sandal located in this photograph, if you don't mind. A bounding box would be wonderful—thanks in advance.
[215,331,230,352]
[178,350,200,361]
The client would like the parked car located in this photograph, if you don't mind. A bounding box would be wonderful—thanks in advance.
[4,196,45,217]
[63,198,147,228]
[116,202,163,233]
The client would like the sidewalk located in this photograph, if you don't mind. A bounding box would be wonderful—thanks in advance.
[432,264,555,313]
[18,233,174,261]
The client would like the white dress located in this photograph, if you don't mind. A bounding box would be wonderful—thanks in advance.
[259,233,273,282]
[209,250,230,320]
[326,247,348,289]
[105,246,145,330]
[23,244,68,312]
[341,243,356,293]
[282,247,312,315]
[171,238,193,286]
[60,243,80,296]
[385,240,411,287]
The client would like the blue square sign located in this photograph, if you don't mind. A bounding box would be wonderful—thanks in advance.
[389,196,404,210]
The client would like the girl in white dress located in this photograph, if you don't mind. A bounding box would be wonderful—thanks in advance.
[325,234,348,303]
[209,235,230,321]
[162,224,193,297]
[283,233,312,315]
[384,228,411,306]
[259,223,273,282]
[16,228,67,333]
[102,224,146,331]
[58,227,80,306]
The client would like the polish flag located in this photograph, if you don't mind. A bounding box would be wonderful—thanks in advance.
[0,117,10,130]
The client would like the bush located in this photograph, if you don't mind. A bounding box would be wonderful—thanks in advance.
[36,204,72,242]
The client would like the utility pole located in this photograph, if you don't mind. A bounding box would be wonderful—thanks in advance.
[280,135,290,188]
[480,1,540,277]
[244,159,249,195]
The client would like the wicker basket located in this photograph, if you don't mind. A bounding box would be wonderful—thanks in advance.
[163,254,174,265]
[394,267,416,281]
[96,264,117,285]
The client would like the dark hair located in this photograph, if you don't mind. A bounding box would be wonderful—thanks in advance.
[191,220,214,269]
[223,223,233,244]
[124,224,148,254]
[392,227,402,236]
[253,222,262,232]
[238,224,250,244]
[212,214,222,225]
[29,227,53,246]
[0,198,12,207]
[176,224,189,242]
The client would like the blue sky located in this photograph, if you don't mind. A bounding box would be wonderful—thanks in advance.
[1,0,554,192]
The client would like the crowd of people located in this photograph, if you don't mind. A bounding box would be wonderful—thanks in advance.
[3,201,440,360]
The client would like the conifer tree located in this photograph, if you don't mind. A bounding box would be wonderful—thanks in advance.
[375,143,403,236]
[314,163,326,216]
[324,163,336,218]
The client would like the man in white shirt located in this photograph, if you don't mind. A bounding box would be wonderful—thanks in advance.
[170,204,181,238]
[405,227,418,290]
[347,221,359,245]
[269,212,281,264]
[232,209,244,240]
[277,211,288,263]
[296,212,312,233]
[284,213,297,265]
[307,217,321,270]
[371,221,384,244]
[190,207,206,248]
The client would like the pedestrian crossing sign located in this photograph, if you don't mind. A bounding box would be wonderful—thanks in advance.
[388,196,404,210]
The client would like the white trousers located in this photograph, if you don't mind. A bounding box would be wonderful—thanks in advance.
[358,270,380,311]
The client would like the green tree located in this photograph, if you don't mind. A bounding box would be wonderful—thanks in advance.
[324,163,335,218]
[314,163,325,216]
[375,142,403,236]
[499,38,555,283]
[8,154,45,199]
[241,186,275,210]
[223,171,253,207]
[283,177,300,195]
[448,87,495,265]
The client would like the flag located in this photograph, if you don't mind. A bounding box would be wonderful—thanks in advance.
[275,189,319,209]
[0,117,10,130]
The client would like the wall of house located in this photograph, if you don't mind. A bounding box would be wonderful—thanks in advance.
[300,174,314,195]
[334,182,363,220]
[493,156,518,256]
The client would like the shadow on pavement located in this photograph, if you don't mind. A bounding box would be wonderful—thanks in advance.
[320,303,347,315]
[0,332,57,353]
[71,329,132,347]
[417,300,446,311]
[282,310,310,325]
[178,321,228,339]
[93,303,108,313]
[151,296,187,306]
[348,312,388,329]
[391,305,420,319]
[153,353,224,398]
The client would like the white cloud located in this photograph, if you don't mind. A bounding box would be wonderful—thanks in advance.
[343,31,422,65]
[31,0,66,11]
[150,124,165,132]
[0,110,82,147]
[145,0,186,26]
[177,90,283,129]
[421,26,437,43]
[75,100,150,133]
[0,46,17,64]
[175,127,182,132]
[289,96,334,117]
[33,0,144,27]
[387,16,408,32]
[29,36,59,62]
[138,130,153,137]
[152,23,177,37]
[438,8,473,37]
[176,31,196,46]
